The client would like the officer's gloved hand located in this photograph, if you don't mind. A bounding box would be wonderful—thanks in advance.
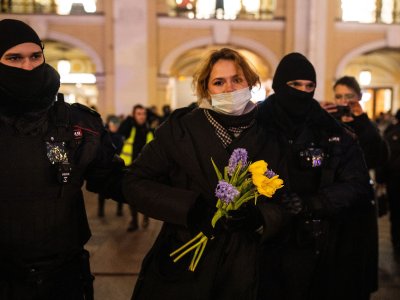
[304,194,333,218]
[223,204,264,233]
[280,192,303,215]
[187,197,219,238]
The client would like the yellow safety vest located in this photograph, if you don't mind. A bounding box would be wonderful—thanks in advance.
[120,127,154,166]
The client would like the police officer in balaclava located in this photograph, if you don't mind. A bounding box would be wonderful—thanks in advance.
[256,52,376,300]
[0,19,125,300]
[0,19,60,120]
[271,52,318,126]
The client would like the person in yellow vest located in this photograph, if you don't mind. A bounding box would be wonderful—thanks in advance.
[119,104,154,231]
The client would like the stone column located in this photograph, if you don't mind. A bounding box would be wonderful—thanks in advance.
[113,1,149,115]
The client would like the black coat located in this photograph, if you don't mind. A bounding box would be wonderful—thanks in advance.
[257,97,376,300]
[0,101,125,264]
[382,122,400,175]
[123,107,287,300]
[347,113,389,170]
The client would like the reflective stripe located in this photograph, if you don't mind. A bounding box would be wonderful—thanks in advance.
[120,127,154,166]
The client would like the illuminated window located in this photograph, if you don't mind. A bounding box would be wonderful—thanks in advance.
[341,0,376,23]
[196,0,215,19]
[56,0,97,15]
[381,0,394,23]
[170,0,275,20]
[341,0,396,23]
[243,0,261,15]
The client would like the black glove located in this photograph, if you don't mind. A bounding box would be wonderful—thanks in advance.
[187,197,219,238]
[304,194,334,217]
[280,192,303,215]
[223,204,264,233]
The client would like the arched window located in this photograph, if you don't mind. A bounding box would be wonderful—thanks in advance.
[341,0,398,23]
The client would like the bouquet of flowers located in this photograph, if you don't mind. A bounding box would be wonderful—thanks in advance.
[169,148,284,271]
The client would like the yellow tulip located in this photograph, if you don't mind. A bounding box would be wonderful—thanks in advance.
[252,174,284,198]
[268,176,284,189]
[251,173,266,186]
[248,160,268,175]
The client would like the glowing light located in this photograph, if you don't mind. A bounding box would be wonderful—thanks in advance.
[361,91,371,102]
[60,73,96,84]
[57,59,71,76]
[359,70,372,85]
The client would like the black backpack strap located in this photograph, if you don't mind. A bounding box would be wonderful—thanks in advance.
[52,93,71,142]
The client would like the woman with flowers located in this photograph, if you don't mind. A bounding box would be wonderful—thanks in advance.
[123,48,286,299]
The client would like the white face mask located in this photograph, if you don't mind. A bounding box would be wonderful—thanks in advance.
[210,87,252,115]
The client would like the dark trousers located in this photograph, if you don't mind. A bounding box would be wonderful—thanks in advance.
[129,202,148,227]
[98,193,123,217]
[0,250,94,300]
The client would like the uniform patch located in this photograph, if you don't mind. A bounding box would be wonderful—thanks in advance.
[328,136,340,142]
[73,127,83,139]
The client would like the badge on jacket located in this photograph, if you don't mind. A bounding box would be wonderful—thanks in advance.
[46,140,72,184]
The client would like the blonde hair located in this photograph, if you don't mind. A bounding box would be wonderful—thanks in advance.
[192,48,260,103]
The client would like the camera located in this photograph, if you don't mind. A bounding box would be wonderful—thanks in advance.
[330,105,351,119]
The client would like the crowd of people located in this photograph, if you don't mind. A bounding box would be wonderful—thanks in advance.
[1,17,400,300]
[96,104,171,232]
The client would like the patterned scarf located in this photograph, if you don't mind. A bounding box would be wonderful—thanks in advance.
[204,109,255,148]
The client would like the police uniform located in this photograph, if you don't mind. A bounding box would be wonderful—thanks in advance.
[257,53,375,300]
[0,19,125,300]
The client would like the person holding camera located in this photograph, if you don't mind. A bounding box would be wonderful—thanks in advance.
[322,77,389,293]
[257,53,375,300]
[322,76,388,170]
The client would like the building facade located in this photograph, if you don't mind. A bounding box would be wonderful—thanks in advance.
[1,0,400,119]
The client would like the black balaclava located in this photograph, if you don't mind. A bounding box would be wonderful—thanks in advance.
[0,19,60,115]
[0,19,42,57]
[272,52,316,118]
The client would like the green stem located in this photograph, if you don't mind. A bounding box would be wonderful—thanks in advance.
[211,210,223,227]
[169,232,203,258]
[190,237,208,271]
[189,236,205,270]
[171,239,204,263]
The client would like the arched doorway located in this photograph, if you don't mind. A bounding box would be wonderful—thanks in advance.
[44,40,99,109]
[338,47,400,120]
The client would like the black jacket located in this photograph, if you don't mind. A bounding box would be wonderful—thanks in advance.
[257,96,376,300]
[382,122,400,175]
[0,99,125,266]
[123,107,286,300]
[346,113,389,170]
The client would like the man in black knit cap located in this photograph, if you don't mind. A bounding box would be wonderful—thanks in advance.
[257,53,376,300]
[0,19,125,299]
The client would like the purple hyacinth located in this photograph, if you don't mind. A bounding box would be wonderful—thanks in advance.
[228,148,248,176]
[265,169,276,179]
[215,180,239,204]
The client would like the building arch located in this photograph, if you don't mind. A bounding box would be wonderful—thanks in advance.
[335,39,387,79]
[46,31,104,74]
[160,36,279,76]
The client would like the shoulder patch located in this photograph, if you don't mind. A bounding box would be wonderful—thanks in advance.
[71,103,100,117]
